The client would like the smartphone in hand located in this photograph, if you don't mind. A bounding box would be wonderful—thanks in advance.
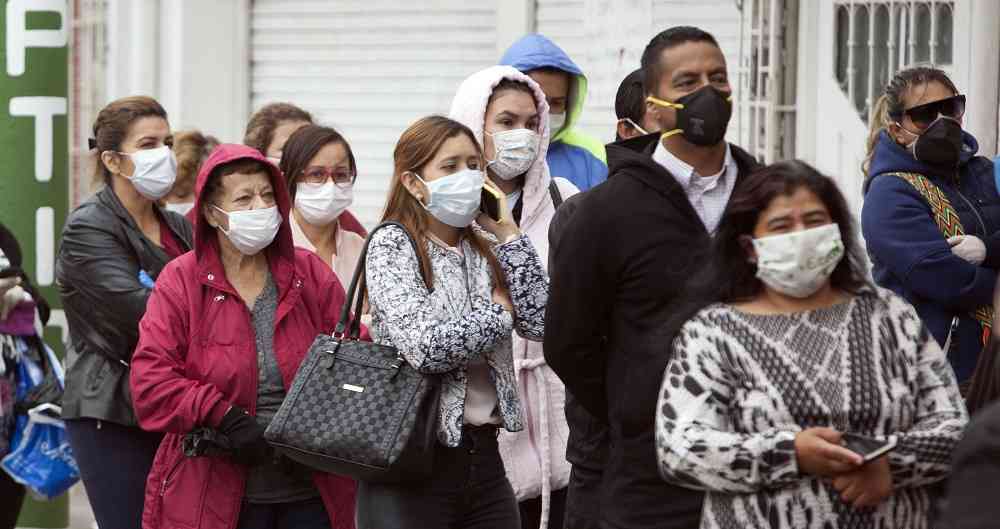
[480,185,503,222]
[842,433,897,463]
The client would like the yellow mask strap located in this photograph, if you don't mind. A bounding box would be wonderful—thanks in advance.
[646,95,683,109]
[647,96,683,139]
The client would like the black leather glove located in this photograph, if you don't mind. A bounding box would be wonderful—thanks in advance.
[217,406,271,465]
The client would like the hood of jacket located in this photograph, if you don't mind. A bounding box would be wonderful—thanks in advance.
[605,132,661,173]
[866,129,980,192]
[605,132,683,193]
[499,34,587,144]
[449,65,557,228]
[192,143,296,294]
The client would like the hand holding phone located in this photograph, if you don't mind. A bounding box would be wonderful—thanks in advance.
[841,433,897,463]
[794,427,864,478]
[833,435,896,508]
[480,182,503,222]
[477,179,521,244]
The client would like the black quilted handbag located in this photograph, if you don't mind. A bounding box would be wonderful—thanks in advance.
[264,222,440,483]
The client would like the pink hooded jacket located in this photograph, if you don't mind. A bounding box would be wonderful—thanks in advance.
[449,66,579,529]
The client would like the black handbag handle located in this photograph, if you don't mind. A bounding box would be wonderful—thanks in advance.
[334,221,431,340]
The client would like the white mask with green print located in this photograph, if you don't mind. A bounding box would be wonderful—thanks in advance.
[752,224,845,298]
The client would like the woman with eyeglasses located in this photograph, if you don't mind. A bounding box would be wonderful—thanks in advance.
[862,66,1000,388]
[279,125,365,285]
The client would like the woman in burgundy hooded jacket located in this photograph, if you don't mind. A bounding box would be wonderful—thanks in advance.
[130,144,356,529]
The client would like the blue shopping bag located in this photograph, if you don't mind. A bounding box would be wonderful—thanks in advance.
[994,155,1000,194]
[1,403,79,500]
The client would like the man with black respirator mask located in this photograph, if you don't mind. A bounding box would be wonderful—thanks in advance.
[544,26,760,529]
[862,66,1000,389]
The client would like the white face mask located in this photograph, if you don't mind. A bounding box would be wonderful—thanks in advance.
[295,182,353,226]
[487,129,539,181]
[123,145,177,200]
[213,205,282,256]
[413,169,485,228]
[752,224,845,299]
[164,202,194,216]
[548,113,567,134]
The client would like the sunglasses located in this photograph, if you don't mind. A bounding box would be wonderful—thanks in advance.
[892,94,966,130]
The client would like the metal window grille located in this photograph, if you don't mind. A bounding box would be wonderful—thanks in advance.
[834,0,954,122]
[736,0,799,165]
[69,0,107,207]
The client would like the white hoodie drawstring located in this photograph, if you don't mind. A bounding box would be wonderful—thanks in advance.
[514,355,553,529]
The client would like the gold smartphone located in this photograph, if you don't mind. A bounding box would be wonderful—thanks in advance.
[480,183,503,222]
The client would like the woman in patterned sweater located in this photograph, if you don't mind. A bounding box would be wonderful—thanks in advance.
[655,160,967,529]
[355,116,549,529]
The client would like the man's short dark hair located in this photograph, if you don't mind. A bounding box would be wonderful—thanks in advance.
[640,26,720,95]
[615,69,646,122]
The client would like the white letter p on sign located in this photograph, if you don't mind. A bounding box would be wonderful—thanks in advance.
[6,0,68,77]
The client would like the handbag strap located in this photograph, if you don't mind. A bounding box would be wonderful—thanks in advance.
[334,221,431,340]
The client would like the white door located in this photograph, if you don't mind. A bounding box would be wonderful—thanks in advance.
[250,0,499,227]
[534,0,743,145]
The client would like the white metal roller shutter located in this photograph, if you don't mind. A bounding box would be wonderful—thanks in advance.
[250,0,498,227]
[535,0,743,145]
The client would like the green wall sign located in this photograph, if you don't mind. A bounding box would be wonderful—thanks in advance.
[0,1,71,526]
[0,0,70,353]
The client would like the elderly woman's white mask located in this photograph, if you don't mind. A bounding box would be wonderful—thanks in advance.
[213,205,282,255]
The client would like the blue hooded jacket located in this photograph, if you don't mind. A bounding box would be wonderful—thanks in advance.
[500,34,608,191]
[862,130,1000,382]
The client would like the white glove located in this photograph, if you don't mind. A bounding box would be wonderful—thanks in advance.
[948,235,987,266]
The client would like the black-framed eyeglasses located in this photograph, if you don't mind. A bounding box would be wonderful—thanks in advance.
[300,166,356,188]
[892,94,966,131]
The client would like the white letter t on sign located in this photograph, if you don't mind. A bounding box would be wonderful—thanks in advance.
[10,97,68,182]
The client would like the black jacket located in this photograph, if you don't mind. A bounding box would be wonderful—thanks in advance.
[547,192,609,470]
[944,401,1000,528]
[544,133,759,528]
[57,186,192,426]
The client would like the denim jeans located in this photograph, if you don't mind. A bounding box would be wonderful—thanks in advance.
[356,425,520,529]
[65,418,163,529]
[0,467,25,529]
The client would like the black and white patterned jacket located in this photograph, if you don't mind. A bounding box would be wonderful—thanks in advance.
[366,225,547,447]
[656,288,967,529]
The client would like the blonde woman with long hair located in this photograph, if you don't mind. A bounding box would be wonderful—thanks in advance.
[861,65,1000,388]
